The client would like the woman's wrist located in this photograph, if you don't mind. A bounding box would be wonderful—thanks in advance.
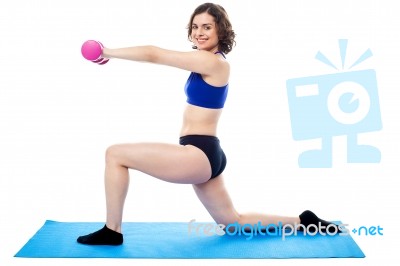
[102,47,112,59]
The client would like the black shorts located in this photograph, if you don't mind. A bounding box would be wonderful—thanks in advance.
[179,135,227,179]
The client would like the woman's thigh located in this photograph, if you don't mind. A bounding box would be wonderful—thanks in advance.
[192,175,240,225]
[106,142,212,184]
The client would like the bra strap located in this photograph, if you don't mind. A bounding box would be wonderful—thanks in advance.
[214,51,226,59]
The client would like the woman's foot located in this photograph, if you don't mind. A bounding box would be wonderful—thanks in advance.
[299,210,341,234]
[77,225,123,245]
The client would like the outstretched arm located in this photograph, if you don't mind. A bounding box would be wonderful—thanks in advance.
[102,45,227,76]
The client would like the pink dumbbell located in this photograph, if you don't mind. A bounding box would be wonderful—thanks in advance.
[81,40,109,65]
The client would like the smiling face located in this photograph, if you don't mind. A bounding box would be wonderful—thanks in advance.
[190,12,219,53]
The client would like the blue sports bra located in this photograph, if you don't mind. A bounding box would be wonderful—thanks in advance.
[184,52,228,109]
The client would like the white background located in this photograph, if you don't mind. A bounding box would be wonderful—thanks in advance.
[1,0,399,265]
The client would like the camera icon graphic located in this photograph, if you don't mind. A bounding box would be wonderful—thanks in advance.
[286,40,382,168]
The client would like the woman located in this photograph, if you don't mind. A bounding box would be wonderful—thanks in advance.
[78,3,338,245]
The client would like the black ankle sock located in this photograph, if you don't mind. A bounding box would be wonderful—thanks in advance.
[77,225,123,245]
[299,210,341,234]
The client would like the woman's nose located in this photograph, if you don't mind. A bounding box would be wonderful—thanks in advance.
[196,28,204,36]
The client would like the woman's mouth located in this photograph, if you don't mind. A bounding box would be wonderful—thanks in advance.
[196,38,208,44]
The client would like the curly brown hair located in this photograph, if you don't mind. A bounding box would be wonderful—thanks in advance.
[187,3,236,54]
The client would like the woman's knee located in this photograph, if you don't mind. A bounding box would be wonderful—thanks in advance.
[105,144,124,165]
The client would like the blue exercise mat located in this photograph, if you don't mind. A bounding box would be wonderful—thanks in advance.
[15,220,365,259]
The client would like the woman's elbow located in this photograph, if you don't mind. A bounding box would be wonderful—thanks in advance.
[144,45,160,63]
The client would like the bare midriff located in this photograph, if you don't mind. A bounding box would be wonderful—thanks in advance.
[180,104,222,137]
